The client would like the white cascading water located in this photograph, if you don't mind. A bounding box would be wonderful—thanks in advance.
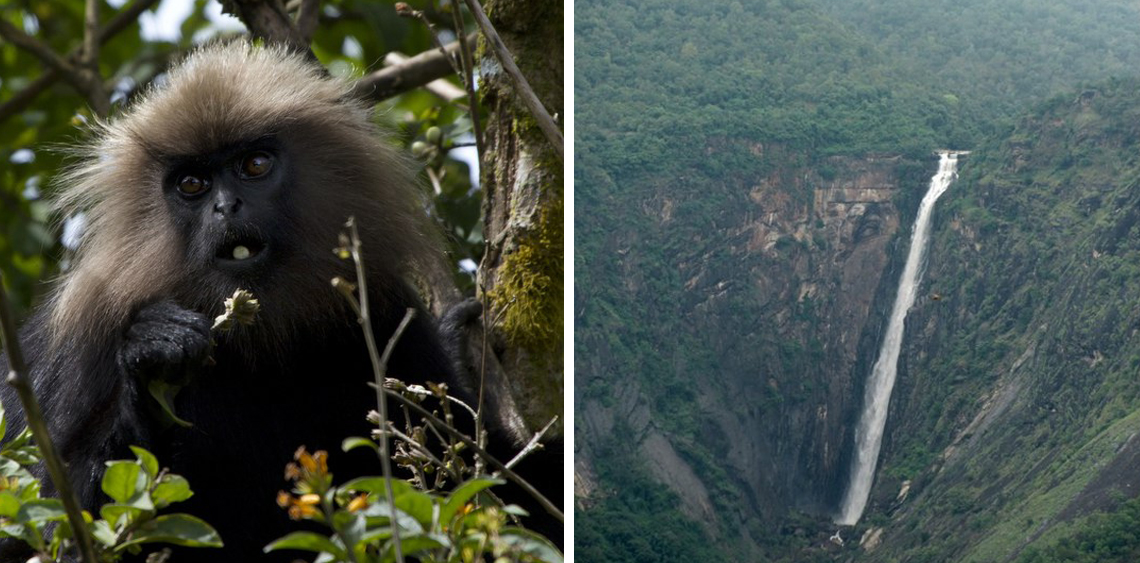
[835,151,962,526]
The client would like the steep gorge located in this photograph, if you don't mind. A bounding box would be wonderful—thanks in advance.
[576,146,937,554]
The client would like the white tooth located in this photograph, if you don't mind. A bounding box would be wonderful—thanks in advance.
[233,245,251,260]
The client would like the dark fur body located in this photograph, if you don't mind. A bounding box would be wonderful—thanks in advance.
[2,286,455,561]
[0,42,561,561]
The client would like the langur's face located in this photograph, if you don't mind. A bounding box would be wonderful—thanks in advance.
[161,136,295,279]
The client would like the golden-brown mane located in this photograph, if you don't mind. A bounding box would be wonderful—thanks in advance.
[49,41,433,344]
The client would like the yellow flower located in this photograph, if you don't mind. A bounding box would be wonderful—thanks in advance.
[276,490,323,520]
[346,494,369,513]
[294,447,329,475]
[287,503,319,520]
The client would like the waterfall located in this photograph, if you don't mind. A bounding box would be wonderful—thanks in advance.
[835,151,962,526]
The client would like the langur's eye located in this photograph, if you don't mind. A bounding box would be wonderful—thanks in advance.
[177,175,208,195]
[240,151,273,179]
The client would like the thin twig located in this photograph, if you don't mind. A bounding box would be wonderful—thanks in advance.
[460,0,562,161]
[379,386,563,522]
[449,3,484,165]
[0,0,160,123]
[0,273,99,563]
[394,3,462,77]
[345,217,406,563]
[504,416,557,470]
[392,381,478,420]
[385,425,460,483]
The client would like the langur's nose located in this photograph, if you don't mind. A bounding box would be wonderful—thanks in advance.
[213,195,243,217]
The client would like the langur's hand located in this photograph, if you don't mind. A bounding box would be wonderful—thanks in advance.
[117,300,212,386]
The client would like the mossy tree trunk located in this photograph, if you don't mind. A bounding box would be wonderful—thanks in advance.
[477,0,563,436]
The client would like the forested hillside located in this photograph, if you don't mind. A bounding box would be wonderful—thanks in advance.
[817,0,1140,126]
[575,0,1140,560]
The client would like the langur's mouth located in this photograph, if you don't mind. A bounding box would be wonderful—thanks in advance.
[214,235,269,268]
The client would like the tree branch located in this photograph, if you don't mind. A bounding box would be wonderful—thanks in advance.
[0,0,160,123]
[82,0,110,116]
[352,34,473,104]
[0,13,111,116]
[460,0,563,161]
[0,18,82,80]
[227,0,310,55]
[381,52,465,102]
[294,0,320,43]
[83,0,99,68]
[0,274,99,563]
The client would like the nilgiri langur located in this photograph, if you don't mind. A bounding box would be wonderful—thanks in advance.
[0,41,561,561]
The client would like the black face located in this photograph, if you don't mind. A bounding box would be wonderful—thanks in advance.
[162,138,290,277]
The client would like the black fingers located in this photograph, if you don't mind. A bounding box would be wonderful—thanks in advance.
[440,298,483,332]
[118,300,212,386]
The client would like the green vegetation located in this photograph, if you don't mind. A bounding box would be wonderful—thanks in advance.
[576,0,1140,560]
[0,403,220,561]
[574,433,727,563]
[819,0,1140,132]
[1017,495,1140,563]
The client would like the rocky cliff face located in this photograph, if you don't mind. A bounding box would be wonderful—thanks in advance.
[576,147,933,545]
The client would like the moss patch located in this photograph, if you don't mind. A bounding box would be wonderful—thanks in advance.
[488,194,563,366]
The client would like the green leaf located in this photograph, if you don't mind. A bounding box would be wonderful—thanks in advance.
[263,531,347,559]
[152,475,193,508]
[16,499,66,524]
[361,502,424,534]
[380,532,448,560]
[130,446,159,478]
[499,527,563,563]
[0,427,37,464]
[0,523,29,543]
[100,504,144,529]
[335,511,367,553]
[118,513,223,549]
[102,461,141,504]
[441,478,503,524]
[341,436,378,454]
[339,476,413,497]
[393,489,435,526]
[147,380,193,428]
[0,492,20,518]
[91,520,117,547]
[502,504,530,517]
